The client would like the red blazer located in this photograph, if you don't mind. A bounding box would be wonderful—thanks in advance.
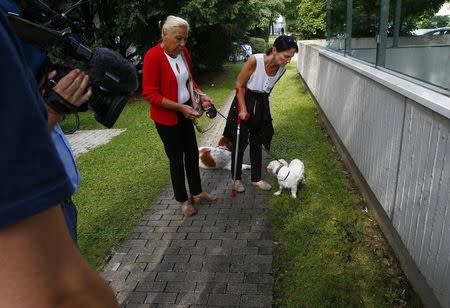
[142,44,198,125]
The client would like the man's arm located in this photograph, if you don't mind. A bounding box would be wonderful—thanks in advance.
[0,12,118,307]
[0,206,118,308]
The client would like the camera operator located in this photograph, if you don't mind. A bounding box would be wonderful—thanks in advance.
[1,0,89,243]
[0,8,118,308]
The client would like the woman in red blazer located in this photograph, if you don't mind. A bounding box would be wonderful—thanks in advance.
[142,15,217,216]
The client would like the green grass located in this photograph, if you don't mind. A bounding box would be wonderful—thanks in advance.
[73,63,242,268]
[269,65,421,307]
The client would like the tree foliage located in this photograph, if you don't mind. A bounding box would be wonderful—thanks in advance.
[283,0,448,38]
[45,0,284,72]
[416,11,450,28]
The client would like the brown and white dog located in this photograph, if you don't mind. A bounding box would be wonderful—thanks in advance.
[199,136,251,171]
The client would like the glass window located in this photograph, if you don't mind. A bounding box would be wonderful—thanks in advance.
[326,0,450,94]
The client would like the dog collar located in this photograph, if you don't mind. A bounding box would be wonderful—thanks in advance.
[275,164,290,181]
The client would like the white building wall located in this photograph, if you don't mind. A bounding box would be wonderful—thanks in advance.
[298,41,450,307]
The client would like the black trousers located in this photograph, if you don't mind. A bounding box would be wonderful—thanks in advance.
[230,120,263,182]
[155,112,202,202]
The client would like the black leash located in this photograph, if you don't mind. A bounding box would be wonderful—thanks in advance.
[215,106,284,165]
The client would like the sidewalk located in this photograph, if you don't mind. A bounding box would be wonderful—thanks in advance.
[100,92,275,308]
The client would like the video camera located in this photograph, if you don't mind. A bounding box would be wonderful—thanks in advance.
[7,0,138,128]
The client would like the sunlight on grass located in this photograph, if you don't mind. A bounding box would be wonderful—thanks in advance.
[269,65,421,307]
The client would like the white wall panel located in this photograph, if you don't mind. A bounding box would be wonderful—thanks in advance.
[393,103,450,306]
[298,42,450,307]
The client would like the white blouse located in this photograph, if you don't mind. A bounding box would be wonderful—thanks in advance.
[246,53,285,93]
[164,52,190,104]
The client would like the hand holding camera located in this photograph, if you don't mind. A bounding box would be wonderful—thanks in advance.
[49,69,92,109]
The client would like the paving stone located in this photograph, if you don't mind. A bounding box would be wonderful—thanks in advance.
[231,247,259,255]
[185,271,215,282]
[187,232,212,240]
[144,262,175,273]
[240,294,273,307]
[144,292,177,304]
[237,232,262,240]
[201,226,226,233]
[226,282,258,294]
[170,239,196,248]
[176,292,209,305]
[177,226,202,233]
[135,281,167,292]
[207,294,240,306]
[155,272,186,282]
[126,271,157,282]
[162,254,189,263]
[244,273,274,284]
[107,252,137,264]
[101,270,129,282]
[164,281,196,292]
[221,239,248,248]
[117,291,147,304]
[195,239,221,248]
[230,262,262,273]
[195,281,227,294]
[211,232,237,239]
[110,279,138,292]
[66,129,125,157]
[178,247,206,255]
[124,304,152,308]
[173,262,203,272]
[246,255,273,264]
[119,262,147,272]
[205,247,231,256]
[213,272,244,283]
[138,232,163,240]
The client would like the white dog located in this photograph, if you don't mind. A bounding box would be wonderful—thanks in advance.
[267,159,305,198]
[199,136,250,171]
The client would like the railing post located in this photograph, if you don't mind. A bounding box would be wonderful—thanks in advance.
[345,0,353,54]
[326,0,332,42]
[377,0,390,66]
[393,0,402,47]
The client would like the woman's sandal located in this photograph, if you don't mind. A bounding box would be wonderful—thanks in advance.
[180,201,197,217]
[191,192,218,205]
[251,180,272,191]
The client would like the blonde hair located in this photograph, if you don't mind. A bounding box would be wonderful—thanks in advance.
[162,15,190,35]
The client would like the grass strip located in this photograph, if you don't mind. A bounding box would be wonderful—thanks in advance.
[269,64,421,307]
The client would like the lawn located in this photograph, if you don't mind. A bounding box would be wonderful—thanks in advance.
[269,64,422,307]
[73,63,243,268]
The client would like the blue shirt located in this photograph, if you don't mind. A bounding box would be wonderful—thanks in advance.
[0,1,81,191]
[52,124,81,190]
[0,11,73,227]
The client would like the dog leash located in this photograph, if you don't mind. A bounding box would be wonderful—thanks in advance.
[216,108,285,165]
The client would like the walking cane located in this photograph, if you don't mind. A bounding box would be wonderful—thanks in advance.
[231,104,249,197]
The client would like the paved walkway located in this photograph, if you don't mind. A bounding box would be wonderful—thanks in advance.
[66,128,126,157]
[100,93,274,308]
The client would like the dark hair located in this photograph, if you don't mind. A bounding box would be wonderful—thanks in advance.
[265,35,298,55]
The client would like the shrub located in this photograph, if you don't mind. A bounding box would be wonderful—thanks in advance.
[249,37,268,53]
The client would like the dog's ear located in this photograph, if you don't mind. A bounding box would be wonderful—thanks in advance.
[218,136,233,150]
[281,159,288,166]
